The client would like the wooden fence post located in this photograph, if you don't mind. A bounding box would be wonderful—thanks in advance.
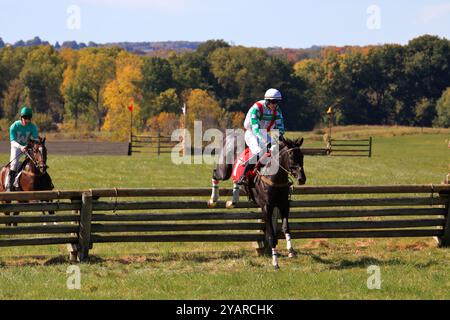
[78,191,93,261]
[439,179,450,247]
[67,197,82,262]
[369,137,373,158]
[128,137,132,156]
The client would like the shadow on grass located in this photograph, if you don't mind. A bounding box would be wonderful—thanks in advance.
[299,251,439,270]
[0,249,256,267]
[83,250,252,265]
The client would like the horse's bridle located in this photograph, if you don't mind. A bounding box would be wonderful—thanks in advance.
[24,146,47,174]
[256,146,304,188]
[272,146,304,178]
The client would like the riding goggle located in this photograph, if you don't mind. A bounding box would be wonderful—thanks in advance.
[267,99,281,105]
[21,116,31,120]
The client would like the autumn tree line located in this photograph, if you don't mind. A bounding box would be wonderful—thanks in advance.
[0,35,449,141]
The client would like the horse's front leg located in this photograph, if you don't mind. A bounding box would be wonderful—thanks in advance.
[43,200,57,225]
[12,211,19,227]
[281,205,296,258]
[4,212,11,227]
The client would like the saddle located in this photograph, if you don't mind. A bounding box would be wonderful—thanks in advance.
[231,148,266,186]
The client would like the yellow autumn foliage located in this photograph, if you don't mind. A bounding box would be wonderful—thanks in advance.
[185,89,224,132]
[103,51,143,141]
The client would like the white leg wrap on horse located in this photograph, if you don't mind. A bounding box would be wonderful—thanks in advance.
[272,249,278,267]
[286,234,293,251]
[211,179,219,201]
[232,183,240,204]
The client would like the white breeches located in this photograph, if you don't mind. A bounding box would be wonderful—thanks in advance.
[10,144,23,172]
[245,130,268,155]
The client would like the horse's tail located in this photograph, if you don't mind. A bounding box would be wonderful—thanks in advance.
[213,130,243,181]
[213,164,233,181]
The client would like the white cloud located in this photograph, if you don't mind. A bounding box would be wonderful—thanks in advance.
[418,3,450,23]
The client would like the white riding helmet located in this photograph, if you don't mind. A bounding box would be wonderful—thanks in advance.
[264,88,282,100]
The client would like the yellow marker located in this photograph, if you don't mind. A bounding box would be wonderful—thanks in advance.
[327,107,333,114]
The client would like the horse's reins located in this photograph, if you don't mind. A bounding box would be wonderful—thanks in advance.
[256,146,303,188]
[21,148,47,176]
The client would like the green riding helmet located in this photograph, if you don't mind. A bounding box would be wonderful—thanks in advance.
[20,106,33,119]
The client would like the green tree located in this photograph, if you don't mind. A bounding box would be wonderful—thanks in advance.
[61,48,117,130]
[141,57,173,93]
[402,35,450,124]
[19,45,65,121]
[434,88,450,128]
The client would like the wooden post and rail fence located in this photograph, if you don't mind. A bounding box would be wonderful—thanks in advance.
[0,183,449,262]
[129,132,373,158]
[302,137,373,157]
[128,131,178,156]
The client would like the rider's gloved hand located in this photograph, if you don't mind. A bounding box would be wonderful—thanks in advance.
[269,144,277,153]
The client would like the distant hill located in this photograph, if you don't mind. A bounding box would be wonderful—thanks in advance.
[0,36,330,62]
[0,36,202,54]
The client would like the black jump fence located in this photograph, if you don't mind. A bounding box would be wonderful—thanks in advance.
[302,137,373,157]
[129,133,373,158]
[330,137,373,157]
[0,183,449,262]
[128,133,178,156]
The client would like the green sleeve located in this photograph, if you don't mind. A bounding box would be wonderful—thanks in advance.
[250,105,262,139]
[275,106,286,135]
[9,122,17,142]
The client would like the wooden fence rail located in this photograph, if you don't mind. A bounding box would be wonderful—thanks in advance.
[128,133,178,156]
[128,133,373,158]
[0,184,448,261]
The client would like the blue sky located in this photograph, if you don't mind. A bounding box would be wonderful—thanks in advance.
[0,0,449,48]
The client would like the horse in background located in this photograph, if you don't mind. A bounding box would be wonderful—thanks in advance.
[0,137,54,226]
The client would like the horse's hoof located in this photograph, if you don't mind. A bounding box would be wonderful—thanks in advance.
[207,200,217,208]
[288,249,298,258]
[225,201,235,209]
[273,265,280,271]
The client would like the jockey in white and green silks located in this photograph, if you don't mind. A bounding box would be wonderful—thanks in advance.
[5,106,39,191]
[239,88,285,183]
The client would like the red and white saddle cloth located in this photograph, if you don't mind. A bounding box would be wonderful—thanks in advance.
[231,148,256,184]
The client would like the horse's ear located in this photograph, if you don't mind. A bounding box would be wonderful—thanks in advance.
[42,137,46,144]
[298,138,304,147]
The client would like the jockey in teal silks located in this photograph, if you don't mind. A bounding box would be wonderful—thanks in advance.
[239,88,286,184]
[5,106,39,191]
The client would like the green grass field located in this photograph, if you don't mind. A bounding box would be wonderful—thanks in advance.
[0,131,449,299]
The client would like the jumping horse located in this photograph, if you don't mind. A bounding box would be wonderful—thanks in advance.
[208,134,306,269]
[0,137,54,226]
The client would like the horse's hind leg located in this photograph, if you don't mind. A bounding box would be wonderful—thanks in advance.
[226,183,240,209]
[264,205,279,270]
[207,177,220,208]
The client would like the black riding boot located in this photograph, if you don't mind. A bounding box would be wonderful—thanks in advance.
[6,170,16,192]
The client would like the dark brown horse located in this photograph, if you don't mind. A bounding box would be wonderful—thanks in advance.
[209,135,306,269]
[0,137,54,226]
